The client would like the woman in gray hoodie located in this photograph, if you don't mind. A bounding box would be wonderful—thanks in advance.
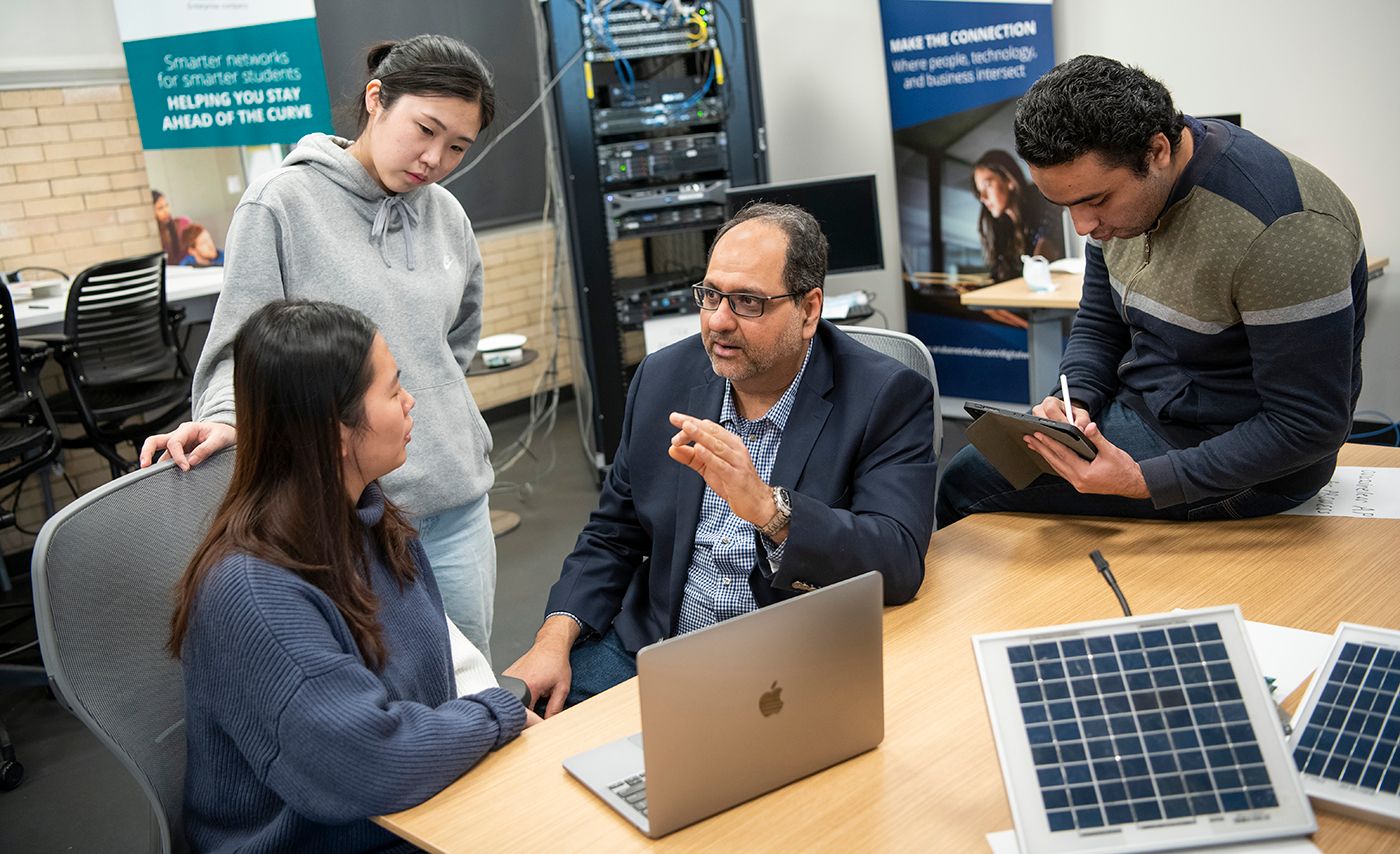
[142,34,501,661]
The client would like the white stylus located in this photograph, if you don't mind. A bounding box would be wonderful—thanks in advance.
[1059,373,1074,426]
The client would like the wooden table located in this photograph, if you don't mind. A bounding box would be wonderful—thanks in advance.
[960,256,1390,404]
[378,444,1400,852]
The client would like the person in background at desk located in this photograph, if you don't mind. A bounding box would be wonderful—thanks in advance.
[169,301,534,854]
[964,148,1065,329]
[140,34,502,664]
[505,203,938,716]
[152,189,190,267]
[177,223,224,267]
[937,55,1367,527]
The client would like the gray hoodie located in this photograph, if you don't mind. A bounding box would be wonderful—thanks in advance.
[192,133,493,517]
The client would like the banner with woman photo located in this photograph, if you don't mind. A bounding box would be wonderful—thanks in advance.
[878,0,1061,405]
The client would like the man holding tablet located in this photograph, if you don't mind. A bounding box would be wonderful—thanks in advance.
[938,55,1367,527]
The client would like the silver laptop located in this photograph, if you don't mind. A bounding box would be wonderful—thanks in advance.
[563,571,885,838]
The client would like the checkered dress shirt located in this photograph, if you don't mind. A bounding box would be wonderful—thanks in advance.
[674,344,812,636]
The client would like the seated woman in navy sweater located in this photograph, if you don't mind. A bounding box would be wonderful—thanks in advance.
[168,299,533,853]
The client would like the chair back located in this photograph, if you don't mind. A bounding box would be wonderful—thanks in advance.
[32,450,236,854]
[0,280,60,479]
[0,279,37,419]
[64,251,179,385]
[842,326,943,460]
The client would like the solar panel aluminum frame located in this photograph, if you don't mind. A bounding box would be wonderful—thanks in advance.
[973,605,1316,853]
[1287,623,1400,829]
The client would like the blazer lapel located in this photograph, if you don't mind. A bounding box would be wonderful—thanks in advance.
[667,374,726,631]
[769,330,834,491]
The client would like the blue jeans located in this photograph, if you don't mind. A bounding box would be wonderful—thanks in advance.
[562,627,636,711]
[936,400,1315,527]
[416,494,495,665]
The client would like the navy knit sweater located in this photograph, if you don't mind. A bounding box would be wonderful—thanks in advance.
[181,484,524,853]
[1067,117,1367,508]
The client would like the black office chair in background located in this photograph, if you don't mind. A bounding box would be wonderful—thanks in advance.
[0,279,64,791]
[38,252,193,478]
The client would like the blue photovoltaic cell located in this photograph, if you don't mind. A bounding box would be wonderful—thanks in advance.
[1009,621,1277,833]
[1292,642,1400,793]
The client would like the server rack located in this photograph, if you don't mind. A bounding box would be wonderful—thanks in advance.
[544,0,767,469]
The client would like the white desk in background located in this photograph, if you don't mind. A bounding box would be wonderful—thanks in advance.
[12,265,224,334]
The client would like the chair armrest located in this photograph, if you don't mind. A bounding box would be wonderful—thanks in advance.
[16,337,52,371]
[23,333,73,368]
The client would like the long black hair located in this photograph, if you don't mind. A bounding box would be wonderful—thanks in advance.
[170,300,418,670]
[359,34,496,132]
[971,149,1062,282]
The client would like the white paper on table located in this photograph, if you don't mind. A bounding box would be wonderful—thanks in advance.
[1281,466,1400,518]
[642,314,698,355]
[987,829,1319,853]
[1244,620,1334,701]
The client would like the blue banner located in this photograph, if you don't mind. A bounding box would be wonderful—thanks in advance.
[882,2,1054,131]
[879,1,1058,405]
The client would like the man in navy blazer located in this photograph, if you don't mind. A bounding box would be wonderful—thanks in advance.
[506,203,937,716]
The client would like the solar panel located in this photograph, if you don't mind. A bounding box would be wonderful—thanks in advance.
[1288,623,1400,828]
[974,606,1316,853]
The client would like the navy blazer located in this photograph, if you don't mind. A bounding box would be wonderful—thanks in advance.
[545,320,938,654]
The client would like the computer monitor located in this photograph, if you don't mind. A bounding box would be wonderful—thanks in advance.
[724,174,883,274]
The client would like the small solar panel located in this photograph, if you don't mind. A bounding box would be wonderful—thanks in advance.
[974,606,1315,853]
[1288,623,1400,828]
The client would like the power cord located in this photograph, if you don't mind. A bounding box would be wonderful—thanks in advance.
[1089,549,1132,617]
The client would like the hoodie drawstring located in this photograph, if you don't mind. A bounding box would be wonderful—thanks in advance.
[370,196,420,270]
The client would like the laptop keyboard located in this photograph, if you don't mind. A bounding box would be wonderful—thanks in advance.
[608,773,647,816]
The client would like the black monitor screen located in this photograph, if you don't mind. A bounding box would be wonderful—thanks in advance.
[724,175,883,274]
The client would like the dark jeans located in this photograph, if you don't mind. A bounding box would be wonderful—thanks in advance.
[935,400,1316,527]
[536,626,637,714]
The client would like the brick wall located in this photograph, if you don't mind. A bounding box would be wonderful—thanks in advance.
[0,84,158,272]
[0,82,161,556]
[467,222,575,411]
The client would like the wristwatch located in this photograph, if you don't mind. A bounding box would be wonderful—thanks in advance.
[758,486,792,538]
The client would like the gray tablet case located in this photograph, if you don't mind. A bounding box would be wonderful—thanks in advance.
[964,403,1097,489]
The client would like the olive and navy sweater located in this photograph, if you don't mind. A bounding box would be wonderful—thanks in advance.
[1064,116,1367,508]
[181,484,524,853]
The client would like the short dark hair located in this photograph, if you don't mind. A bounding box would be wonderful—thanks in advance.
[359,34,496,132]
[709,202,828,299]
[1014,55,1185,175]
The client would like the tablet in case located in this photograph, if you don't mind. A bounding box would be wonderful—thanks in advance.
[964,403,1098,489]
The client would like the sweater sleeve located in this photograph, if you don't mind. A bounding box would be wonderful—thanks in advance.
[193,558,525,825]
[1057,240,1130,414]
[267,668,523,823]
[446,221,485,374]
[1137,211,1361,507]
[191,202,289,425]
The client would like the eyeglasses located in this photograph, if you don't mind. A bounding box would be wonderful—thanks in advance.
[691,284,802,318]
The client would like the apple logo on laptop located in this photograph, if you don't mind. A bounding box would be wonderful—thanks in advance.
[759,681,784,717]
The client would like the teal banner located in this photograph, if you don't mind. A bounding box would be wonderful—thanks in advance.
[122,18,332,150]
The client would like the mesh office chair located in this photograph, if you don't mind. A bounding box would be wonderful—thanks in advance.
[843,326,943,461]
[0,279,63,790]
[42,251,192,478]
[32,449,235,853]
